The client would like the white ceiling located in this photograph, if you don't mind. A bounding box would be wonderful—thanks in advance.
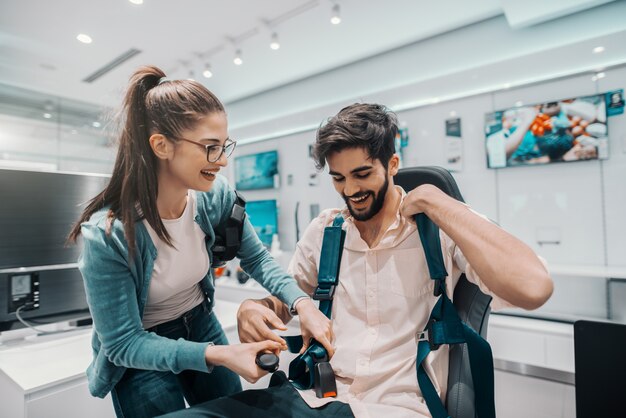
[0,0,506,107]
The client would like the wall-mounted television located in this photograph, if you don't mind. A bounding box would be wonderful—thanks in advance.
[246,199,278,248]
[235,150,279,190]
[485,93,609,168]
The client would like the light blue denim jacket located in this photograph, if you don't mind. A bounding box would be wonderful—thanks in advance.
[78,175,306,398]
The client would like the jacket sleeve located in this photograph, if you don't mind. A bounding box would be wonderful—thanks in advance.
[78,222,210,373]
[214,180,307,309]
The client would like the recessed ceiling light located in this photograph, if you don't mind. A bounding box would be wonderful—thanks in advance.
[43,113,52,119]
[203,63,213,78]
[129,0,143,4]
[596,72,606,79]
[330,4,341,25]
[515,101,524,107]
[270,32,280,50]
[592,46,605,54]
[233,49,243,66]
[77,34,92,44]
[92,121,101,128]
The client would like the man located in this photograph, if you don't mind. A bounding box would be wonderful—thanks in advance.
[163,103,553,418]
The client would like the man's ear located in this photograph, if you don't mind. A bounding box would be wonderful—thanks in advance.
[388,154,400,176]
[149,134,173,160]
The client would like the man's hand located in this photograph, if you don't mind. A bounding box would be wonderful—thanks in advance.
[295,298,335,358]
[237,299,288,350]
[400,183,448,218]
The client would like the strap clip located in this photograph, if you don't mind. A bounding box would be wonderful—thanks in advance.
[419,319,442,351]
[313,285,336,301]
[314,362,337,398]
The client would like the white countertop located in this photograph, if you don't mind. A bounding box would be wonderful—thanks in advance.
[0,300,242,394]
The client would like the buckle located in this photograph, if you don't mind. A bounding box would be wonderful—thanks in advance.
[433,279,443,296]
[314,362,337,398]
[417,319,441,351]
[313,285,336,301]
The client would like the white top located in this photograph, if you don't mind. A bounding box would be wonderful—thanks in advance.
[288,187,514,418]
[142,191,208,329]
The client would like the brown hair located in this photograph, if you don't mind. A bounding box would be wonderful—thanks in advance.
[68,65,224,257]
[312,103,397,170]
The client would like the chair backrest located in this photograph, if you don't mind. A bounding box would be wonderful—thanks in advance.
[574,320,626,417]
[393,166,492,418]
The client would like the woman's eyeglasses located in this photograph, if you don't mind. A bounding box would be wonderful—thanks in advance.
[173,136,237,163]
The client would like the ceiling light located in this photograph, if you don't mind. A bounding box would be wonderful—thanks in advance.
[43,113,52,119]
[76,34,92,44]
[592,46,605,54]
[515,101,524,107]
[270,32,280,50]
[330,4,341,25]
[203,63,213,78]
[233,49,243,66]
[129,0,143,4]
[596,72,606,79]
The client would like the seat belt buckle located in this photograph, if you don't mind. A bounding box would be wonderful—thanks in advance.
[313,362,337,398]
[433,279,443,296]
[313,285,336,301]
[421,319,441,351]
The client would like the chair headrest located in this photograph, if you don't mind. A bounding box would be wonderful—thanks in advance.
[393,166,464,203]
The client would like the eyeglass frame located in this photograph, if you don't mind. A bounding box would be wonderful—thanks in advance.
[170,136,237,163]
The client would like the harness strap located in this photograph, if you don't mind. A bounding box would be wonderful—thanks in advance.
[287,215,345,395]
[415,213,495,418]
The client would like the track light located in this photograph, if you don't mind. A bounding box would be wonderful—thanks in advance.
[233,49,243,66]
[203,63,213,78]
[270,32,280,50]
[330,4,341,25]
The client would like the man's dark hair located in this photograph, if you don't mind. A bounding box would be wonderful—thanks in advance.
[312,103,398,170]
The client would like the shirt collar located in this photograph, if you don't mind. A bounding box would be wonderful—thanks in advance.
[340,185,417,251]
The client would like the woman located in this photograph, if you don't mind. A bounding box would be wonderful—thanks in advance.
[68,65,332,418]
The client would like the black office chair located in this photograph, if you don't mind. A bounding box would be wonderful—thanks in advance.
[574,320,626,417]
[394,166,493,418]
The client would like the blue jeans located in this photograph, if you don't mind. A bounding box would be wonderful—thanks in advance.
[111,301,242,418]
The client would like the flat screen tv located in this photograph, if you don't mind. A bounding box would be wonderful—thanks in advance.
[235,150,279,190]
[485,93,609,168]
[245,200,278,248]
[0,168,109,331]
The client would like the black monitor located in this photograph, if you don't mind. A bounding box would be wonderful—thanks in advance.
[574,320,626,417]
[0,168,109,331]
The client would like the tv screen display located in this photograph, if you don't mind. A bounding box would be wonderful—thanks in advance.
[246,200,278,248]
[235,150,279,190]
[0,169,109,331]
[485,93,608,168]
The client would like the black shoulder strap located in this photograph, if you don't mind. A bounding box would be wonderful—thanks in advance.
[211,190,246,267]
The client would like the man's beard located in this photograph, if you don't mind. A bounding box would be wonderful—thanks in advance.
[343,175,389,222]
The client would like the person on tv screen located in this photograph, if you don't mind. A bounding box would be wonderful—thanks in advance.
[162,103,553,418]
[67,65,333,418]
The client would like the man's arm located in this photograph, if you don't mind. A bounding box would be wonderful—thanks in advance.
[401,184,553,310]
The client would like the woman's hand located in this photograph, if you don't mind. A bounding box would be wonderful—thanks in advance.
[295,298,335,358]
[237,299,288,350]
[205,340,282,383]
